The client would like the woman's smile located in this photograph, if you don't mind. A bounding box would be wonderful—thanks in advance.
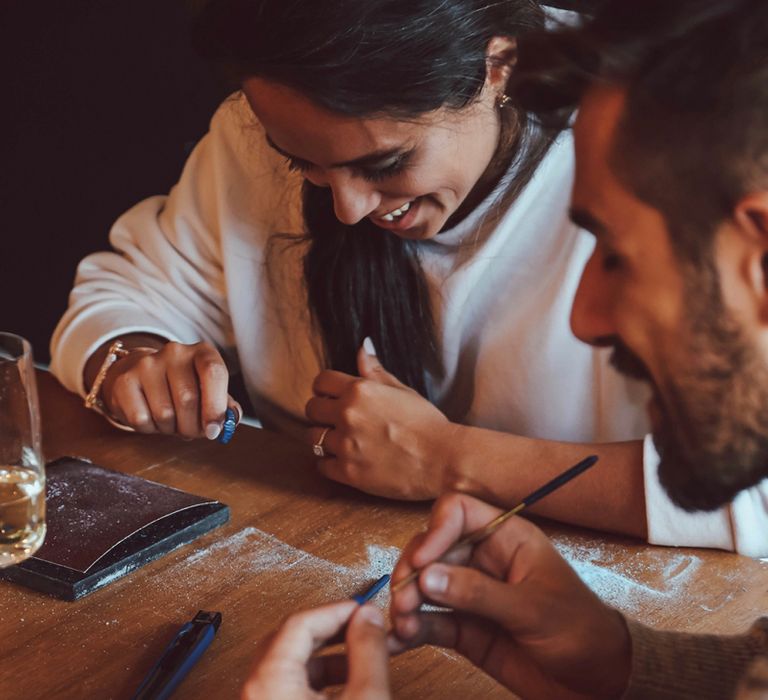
[369,197,421,232]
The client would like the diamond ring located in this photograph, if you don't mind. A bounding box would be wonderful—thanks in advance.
[313,427,331,457]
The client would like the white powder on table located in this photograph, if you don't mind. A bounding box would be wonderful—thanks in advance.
[178,526,400,606]
[171,526,744,625]
[555,540,700,612]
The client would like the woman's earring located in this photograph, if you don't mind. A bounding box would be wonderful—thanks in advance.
[497,93,512,109]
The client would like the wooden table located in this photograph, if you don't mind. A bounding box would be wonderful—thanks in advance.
[1,373,767,699]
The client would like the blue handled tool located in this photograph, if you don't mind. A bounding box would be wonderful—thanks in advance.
[217,408,237,444]
[353,574,391,605]
[132,610,222,700]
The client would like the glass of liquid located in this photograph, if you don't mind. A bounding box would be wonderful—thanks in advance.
[0,333,45,566]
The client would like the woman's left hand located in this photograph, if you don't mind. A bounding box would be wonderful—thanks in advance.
[305,342,456,499]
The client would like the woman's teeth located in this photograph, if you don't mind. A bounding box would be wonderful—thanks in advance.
[381,200,412,222]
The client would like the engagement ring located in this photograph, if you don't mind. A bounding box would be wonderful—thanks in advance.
[313,427,330,457]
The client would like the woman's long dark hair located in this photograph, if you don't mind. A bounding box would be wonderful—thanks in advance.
[193,0,549,396]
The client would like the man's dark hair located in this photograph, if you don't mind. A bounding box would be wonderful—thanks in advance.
[513,0,768,265]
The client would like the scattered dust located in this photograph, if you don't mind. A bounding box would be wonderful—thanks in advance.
[175,526,401,607]
[92,564,135,589]
[165,527,746,626]
[551,536,732,623]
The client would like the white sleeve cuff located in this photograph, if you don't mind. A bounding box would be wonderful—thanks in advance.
[643,434,768,558]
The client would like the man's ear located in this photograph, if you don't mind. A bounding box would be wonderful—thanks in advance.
[485,36,517,92]
[734,193,768,238]
[732,193,768,320]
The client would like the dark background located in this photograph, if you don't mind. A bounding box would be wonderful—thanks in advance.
[2,1,227,364]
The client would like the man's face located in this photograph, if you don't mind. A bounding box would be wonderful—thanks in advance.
[570,85,768,511]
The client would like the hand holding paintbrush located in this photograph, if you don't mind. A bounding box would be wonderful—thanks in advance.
[388,456,632,700]
[390,454,598,593]
[307,457,599,657]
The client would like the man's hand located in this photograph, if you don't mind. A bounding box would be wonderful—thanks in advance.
[242,601,391,700]
[305,340,455,499]
[390,494,632,700]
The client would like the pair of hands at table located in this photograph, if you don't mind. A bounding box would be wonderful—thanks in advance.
[95,335,451,500]
[95,337,443,495]
[242,494,632,700]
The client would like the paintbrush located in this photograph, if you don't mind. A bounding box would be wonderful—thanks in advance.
[390,454,599,593]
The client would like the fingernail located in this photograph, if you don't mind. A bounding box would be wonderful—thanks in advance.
[363,336,377,356]
[359,605,385,628]
[205,422,222,440]
[423,565,449,594]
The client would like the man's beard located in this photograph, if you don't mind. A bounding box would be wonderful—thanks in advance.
[610,265,768,512]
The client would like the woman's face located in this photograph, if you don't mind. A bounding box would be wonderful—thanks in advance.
[242,77,503,240]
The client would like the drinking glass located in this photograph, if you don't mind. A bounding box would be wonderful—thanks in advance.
[0,333,45,567]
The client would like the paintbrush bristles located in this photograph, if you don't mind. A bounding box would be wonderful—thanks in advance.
[389,455,598,594]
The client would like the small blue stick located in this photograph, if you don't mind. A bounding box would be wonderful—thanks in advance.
[217,407,237,445]
[353,574,391,605]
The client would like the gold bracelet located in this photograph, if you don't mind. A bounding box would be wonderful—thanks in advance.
[84,339,131,413]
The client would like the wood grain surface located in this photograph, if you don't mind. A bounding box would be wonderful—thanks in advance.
[1,371,766,699]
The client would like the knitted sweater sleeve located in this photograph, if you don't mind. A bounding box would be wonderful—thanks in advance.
[623,617,768,700]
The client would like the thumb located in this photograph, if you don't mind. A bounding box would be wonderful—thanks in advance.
[418,563,531,635]
[343,605,391,699]
[357,337,404,388]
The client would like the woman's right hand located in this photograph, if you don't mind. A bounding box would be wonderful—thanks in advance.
[97,340,240,439]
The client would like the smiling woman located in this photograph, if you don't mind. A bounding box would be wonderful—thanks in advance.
[49,0,764,555]
[195,0,552,392]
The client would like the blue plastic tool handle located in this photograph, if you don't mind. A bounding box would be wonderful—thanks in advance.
[217,407,237,444]
[153,624,217,700]
[132,621,217,700]
[353,574,391,605]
